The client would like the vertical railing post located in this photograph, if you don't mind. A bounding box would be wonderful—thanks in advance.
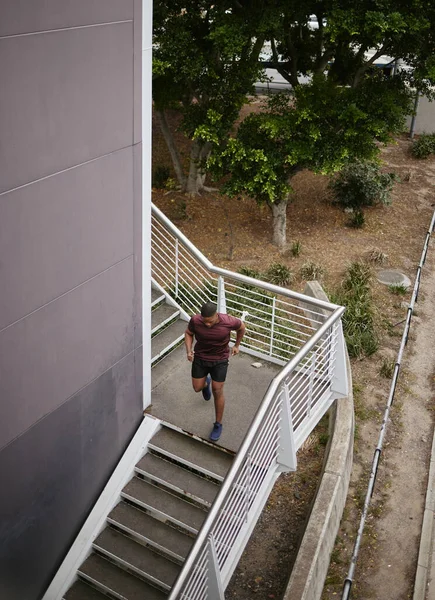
[330,319,349,398]
[307,351,316,417]
[175,238,179,298]
[277,385,297,472]
[245,454,252,523]
[207,535,225,600]
[217,276,227,313]
[269,296,276,357]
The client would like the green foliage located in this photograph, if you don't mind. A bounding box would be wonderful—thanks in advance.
[266,0,435,93]
[411,133,435,158]
[332,262,378,358]
[291,240,302,257]
[299,261,325,280]
[330,160,398,210]
[263,263,293,286]
[152,165,171,189]
[153,1,268,189]
[211,76,411,213]
[347,209,366,228]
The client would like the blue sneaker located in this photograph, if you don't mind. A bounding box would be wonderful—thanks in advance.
[209,422,222,442]
[202,375,212,401]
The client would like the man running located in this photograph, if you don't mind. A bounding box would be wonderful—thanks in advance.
[185,301,246,442]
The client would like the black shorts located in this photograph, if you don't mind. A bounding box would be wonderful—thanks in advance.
[191,358,229,383]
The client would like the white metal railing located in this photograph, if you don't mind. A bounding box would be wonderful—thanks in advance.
[151,204,348,599]
[152,205,339,366]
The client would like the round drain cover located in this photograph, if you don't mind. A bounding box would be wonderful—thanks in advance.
[377,269,411,288]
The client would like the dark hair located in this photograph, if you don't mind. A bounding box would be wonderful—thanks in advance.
[201,301,217,317]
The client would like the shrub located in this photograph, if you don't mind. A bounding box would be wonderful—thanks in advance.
[299,261,325,280]
[152,165,171,188]
[329,160,397,210]
[264,262,293,286]
[411,133,435,159]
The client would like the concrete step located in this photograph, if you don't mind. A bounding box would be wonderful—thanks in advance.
[108,501,193,563]
[149,426,233,482]
[151,287,165,308]
[151,319,186,364]
[136,453,220,508]
[64,579,108,600]
[151,304,180,335]
[78,553,167,600]
[122,477,207,535]
[93,528,181,592]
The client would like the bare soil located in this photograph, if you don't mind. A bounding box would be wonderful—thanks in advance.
[152,102,435,599]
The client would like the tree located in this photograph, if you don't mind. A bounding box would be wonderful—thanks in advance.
[262,0,435,92]
[210,76,412,247]
[153,1,268,195]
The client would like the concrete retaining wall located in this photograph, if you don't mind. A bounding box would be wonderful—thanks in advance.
[283,282,354,600]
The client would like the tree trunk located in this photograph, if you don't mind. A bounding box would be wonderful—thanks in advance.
[186,140,213,195]
[186,140,202,195]
[156,110,187,191]
[270,200,288,247]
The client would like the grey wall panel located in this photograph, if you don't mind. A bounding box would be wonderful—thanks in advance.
[135,345,143,407]
[0,0,133,37]
[0,257,135,450]
[0,148,134,330]
[133,143,143,349]
[0,351,141,600]
[133,0,142,145]
[0,22,133,194]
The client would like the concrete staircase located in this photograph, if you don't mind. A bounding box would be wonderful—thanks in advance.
[63,288,234,599]
[64,424,232,599]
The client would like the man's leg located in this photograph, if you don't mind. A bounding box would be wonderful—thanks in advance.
[192,376,207,392]
[211,381,225,423]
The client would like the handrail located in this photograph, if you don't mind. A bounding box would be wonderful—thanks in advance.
[152,203,340,312]
[168,304,344,599]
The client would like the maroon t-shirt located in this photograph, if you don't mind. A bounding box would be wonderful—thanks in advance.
[188,313,242,361]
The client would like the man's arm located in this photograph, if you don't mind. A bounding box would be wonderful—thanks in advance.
[231,321,246,356]
[185,328,195,362]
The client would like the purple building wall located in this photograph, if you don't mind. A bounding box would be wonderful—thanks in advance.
[0,2,144,598]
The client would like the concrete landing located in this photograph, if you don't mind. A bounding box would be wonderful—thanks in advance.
[150,346,280,453]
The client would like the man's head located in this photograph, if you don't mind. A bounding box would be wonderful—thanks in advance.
[200,302,218,327]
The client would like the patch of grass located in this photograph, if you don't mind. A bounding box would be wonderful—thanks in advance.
[331,262,378,359]
[291,240,302,257]
[264,262,293,286]
[380,359,395,378]
[365,248,388,265]
[388,283,408,296]
[347,209,365,228]
[299,261,325,281]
